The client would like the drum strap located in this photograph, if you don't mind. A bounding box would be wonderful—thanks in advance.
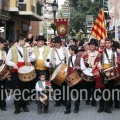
[17,49,23,58]
[55,48,65,61]
[71,56,74,68]
[104,49,111,64]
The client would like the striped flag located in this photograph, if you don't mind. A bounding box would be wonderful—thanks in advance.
[91,8,107,40]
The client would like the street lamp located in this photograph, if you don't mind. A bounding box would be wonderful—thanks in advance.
[52,0,58,35]
[106,13,111,31]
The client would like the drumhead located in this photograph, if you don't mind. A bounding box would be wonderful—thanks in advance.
[83,68,93,76]
[51,63,62,80]
[18,65,34,73]
[104,67,114,72]
[0,64,5,72]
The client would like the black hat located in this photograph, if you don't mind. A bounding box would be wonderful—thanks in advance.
[112,41,120,48]
[88,38,98,46]
[36,35,46,42]
[54,36,62,43]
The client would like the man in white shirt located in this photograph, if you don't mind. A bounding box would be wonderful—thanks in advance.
[0,37,7,111]
[6,34,36,114]
[33,35,50,81]
[80,38,98,106]
[45,36,69,106]
[97,37,117,113]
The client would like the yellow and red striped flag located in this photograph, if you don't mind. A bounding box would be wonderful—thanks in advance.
[91,8,107,40]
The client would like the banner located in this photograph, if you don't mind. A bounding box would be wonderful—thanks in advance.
[55,18,68,37]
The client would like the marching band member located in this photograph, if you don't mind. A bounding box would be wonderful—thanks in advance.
[6,34,36,114]
[35,71,49,114]
[64,45,81,114]
[80,38,98,106]
[112,41,120,109]
[33,35,50,81]
[45,36,69,107]
[0,37,7,111]
[97,37,117,113]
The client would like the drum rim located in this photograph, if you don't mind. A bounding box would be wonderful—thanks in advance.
[103,66,115,71]
[18,65,34,73]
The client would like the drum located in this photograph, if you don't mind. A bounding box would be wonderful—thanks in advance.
[103,67,119,81]
[39,94,49,105]
[66,71,82,87]
[50,63,67,85]
[114,76,120,86]
[0,64,10,80]
[82,68,93,82]
[18,65,36,82]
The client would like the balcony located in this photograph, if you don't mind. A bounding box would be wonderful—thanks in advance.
[0,9,10,20]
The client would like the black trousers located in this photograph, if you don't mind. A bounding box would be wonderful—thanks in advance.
[11,72,29,110]
[0,79,6,108]
[84,80,96,103]
[66,83,81,110]
[112,85,120,107]
[51,81,67,105]
[98,80,114,110]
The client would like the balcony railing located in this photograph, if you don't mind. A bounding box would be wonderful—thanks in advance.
[0,9,10,17]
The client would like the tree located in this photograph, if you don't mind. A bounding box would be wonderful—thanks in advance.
[68,0,103,34]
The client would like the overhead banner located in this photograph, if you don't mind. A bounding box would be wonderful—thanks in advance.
[55,18,68,37]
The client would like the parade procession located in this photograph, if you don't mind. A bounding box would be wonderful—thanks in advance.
[0,0,120,120]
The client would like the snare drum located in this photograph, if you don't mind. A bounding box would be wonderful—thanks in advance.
[103,67,119,81]
[18,65,36,82]
[82,68,93,82]
[66,71,82,87]
[0,64,10,80]
[50,63,67,85]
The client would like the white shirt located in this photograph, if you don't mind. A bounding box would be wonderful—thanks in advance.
[38,46,44,59]
[104,48,117,64]
[45,47,70,67]
[69,55,76,68]
[6,45,36,67]
[35,81,45,92]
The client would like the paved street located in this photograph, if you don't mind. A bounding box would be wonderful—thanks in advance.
[0,97,120,120]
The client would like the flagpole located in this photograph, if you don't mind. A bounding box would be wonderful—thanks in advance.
[115,19,119,41]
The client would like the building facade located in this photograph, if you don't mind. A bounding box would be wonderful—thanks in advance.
[7,0,43,41]
[0,0,10,38]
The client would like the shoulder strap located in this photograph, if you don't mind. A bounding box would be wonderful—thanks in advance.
[17,49,23,58]
[55,48,65,61]
[67,56,72,75]
[104,49,111,63]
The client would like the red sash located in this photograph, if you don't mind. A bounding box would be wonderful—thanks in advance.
[68,67,74,75]
[11,62,25,72]
[92,66,104,89]
[93,50,104,89]
[117,52,120,74]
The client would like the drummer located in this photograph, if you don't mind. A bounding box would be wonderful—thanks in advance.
[45,36,69,107]
[0,37,7,111]
[97,37,117,113]
[33,35,50,81]
[6,33,36,114]
[64,45,81,114]
[80,38,98,106]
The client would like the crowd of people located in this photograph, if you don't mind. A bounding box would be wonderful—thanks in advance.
[0,33,120,115]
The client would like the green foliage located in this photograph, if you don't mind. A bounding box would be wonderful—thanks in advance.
[68,0,103,34]
[51,22,56,30]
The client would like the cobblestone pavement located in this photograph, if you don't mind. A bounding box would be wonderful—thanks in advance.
[0,97,120,120]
